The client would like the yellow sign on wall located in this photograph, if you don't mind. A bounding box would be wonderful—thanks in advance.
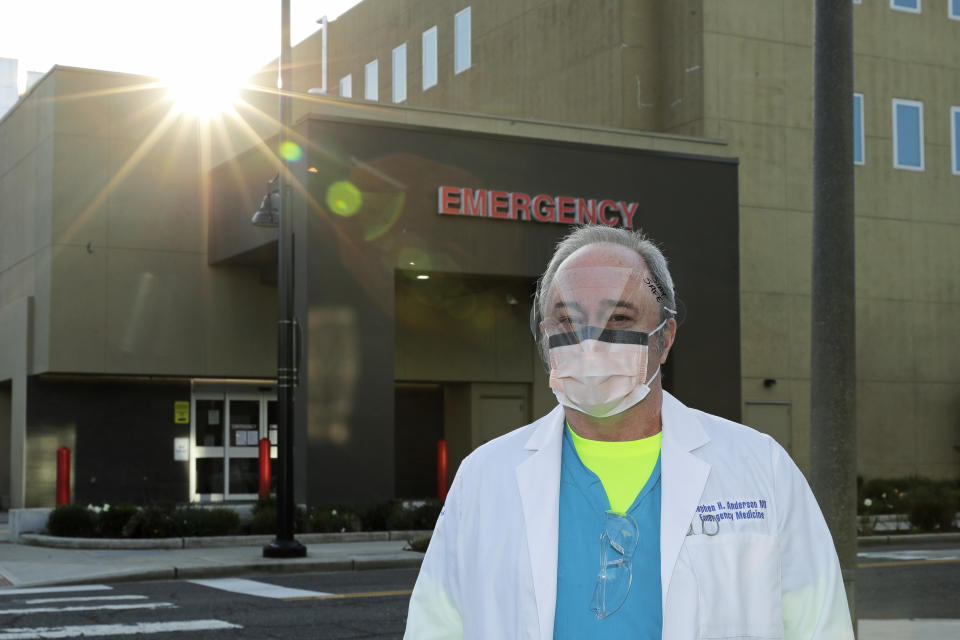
[174,401,190,424]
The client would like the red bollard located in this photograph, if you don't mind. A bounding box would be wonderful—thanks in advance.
[437,439,448,502]
[258,438,271,499]
[56,446,70,506]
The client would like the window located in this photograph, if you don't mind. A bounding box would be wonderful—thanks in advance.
[890,0,921,13]
[854,93,865,165]
[364,60,378,101]
[454,7,472,74]
[339,74,352,98]
[892,99,924,171]
[951,106,960,175]
[392,43,407,103]
[422,26,438,90]
[951,0,960,20]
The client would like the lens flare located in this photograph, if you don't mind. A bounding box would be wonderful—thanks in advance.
[326,180,363,216]
[398,246,433,272]
[279,142,303,162]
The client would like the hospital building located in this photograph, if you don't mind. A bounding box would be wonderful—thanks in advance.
[1,0,958,510]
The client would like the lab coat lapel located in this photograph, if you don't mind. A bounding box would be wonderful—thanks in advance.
[515,405,564,640]
[659,391,711,611]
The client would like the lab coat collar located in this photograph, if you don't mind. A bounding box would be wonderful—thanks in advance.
[659,390,711,611]
[516,405,564,640]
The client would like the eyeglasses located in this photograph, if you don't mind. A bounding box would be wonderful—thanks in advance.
[589,511,640,619]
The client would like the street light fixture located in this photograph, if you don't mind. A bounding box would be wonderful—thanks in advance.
[260,0,306,559]
[251,175,280,228]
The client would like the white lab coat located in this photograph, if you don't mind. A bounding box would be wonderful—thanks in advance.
[405,391,854,639]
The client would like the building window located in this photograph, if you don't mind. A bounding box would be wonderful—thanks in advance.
[890,0,921,13]
[892,99,924,171]
[339,74,352,98]
[951,0,960,20]
[392,43,407,103]
[454,7,472,74]
[951,106,960,175]
[422,26,438,90]
[364,60,378,101]
[854,93,865,165]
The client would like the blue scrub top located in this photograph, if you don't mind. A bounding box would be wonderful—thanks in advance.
[554,427,662,639]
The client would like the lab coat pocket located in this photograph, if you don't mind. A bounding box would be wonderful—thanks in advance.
[685,533,783,639]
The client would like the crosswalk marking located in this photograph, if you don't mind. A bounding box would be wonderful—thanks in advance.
[188,578,333,599]
[0,602,174,616]
[0,586,112,597]
[24,595,147,605]
[0,619,241,639]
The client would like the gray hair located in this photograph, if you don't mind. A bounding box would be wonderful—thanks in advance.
[532,226,677,363]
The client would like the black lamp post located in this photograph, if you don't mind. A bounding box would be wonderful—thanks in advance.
[260,0,306,559]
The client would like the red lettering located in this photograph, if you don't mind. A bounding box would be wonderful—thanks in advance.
[598,200,619,226]
[576,198,596,224]
[512,192,531,221]
[556,197,576,224]
[438,186,460,215]
[462,188,487,217]
[619,202,639,228]
[489,191,511,219]
[531,195,554,222]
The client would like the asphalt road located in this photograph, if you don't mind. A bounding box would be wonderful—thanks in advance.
[856,540,960,619]
[0,542,956,639]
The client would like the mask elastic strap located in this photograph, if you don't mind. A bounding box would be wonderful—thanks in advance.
[646,364,661,386]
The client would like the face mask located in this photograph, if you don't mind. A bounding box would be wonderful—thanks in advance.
[548,320,667,418]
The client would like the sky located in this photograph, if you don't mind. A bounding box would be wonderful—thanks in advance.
[0,0,363,93]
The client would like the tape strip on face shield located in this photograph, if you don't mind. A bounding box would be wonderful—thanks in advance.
[541,265,669,418]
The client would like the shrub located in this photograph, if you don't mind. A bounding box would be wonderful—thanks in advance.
[859,477,911,515]
[122,504,182,538]
[178,507,241,537]
[360,500,396,531]
[246,497,307,534]
[97,504,138,538]
[310,506,362,533]
[47,505,97,538]
[386,499,442,531]
[406,534,432,553]
[907,483,957,532]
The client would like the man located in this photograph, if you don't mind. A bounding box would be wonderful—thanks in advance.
[405,226,854,639]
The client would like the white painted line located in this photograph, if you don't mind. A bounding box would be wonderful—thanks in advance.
[0,586,112,597]
[0,602,174,616]
[0,619,241,639]
[858,549,960,561]
[188,578,333,599]
[25,595,148,605]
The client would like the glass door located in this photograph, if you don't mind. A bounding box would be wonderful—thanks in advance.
[190,390,277,502]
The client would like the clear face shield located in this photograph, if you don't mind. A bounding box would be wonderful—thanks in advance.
[537,265,673,418]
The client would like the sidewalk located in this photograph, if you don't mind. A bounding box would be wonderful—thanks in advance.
[0,508,424,588]
[0,536,423,588]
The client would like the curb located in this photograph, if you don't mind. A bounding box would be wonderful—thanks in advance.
[20,530,432,550]
[857,531,960,546]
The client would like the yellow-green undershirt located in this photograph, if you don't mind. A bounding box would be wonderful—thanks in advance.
[567,423,662,515]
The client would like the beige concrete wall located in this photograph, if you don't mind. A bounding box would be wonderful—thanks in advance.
[0,73,53,375]
[0,297,32,508]
[290,0,625,128]
[36,68,276,378]
[701,0,960,479]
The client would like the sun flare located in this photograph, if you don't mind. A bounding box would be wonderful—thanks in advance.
[164,72,241,117]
